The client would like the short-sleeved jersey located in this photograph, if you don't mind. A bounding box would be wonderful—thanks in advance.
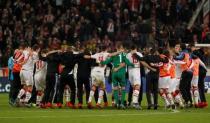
[13,49,24,72]
[91,52,109,63]
[174,60,185,79]
[191,58,200,76]
[91,52,109,70]
[22,50,38,71]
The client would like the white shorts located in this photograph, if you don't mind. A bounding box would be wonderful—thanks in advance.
[128,68,141,86]
[168,78,176,93]
[191,76,199,87]
[20,69,33,86]
[34,70,46,91]
[91,68,105,88]
[158,76,170,89]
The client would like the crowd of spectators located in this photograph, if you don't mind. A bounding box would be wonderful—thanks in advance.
[0,0,210,67]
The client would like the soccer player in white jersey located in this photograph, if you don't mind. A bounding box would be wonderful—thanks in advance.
[17,45,40,105]
[34,50,47,106]
[85,46,110,108]
[168,57,185,108]
[188,55,207,107]
[126,45,143,109]
[126,45,157,109]
[169,58,186,108]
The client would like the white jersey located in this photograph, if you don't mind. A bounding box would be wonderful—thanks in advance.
[91,51,110,71]
[35,60,47,73]
[174,60,185,79]
[34,60,47,91]
[90,51,109,87]
[14,49,24,64]
[126,52,143,85]
[21,50,38,71]
[126,52,143,69]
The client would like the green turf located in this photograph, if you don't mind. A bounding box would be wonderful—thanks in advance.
[0,94,210,123]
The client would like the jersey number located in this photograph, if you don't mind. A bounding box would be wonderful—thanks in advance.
[132,56,138,63]
[99,56,104,62]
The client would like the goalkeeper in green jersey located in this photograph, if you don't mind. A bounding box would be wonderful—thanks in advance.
[101,43,134,109]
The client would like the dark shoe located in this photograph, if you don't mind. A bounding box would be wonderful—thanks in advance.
[171,104,176,110]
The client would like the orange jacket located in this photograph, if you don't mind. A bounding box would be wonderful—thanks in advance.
[181,53,191,71]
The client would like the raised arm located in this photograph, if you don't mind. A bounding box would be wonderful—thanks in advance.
[123,56,134,67]
[101,57,113,65]
[132,53,144,61]
[108,50,124,57]
[46,50,62,56]
[140,61,156,72]
[173,60,186,64]
[199,59,207,70]
[174,52,185,60]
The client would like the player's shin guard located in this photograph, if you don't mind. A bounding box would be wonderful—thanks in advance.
[17,88,26,99]
[88,90,95,103]
[97,90,104,104]
[132,89,139,104]
[64,88,70,102]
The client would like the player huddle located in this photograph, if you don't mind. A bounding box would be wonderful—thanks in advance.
[8,42,208,110]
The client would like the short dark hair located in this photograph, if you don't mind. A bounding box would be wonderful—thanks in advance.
[180,43,186,50]
[19,43,26,49]
[163,50,170,58]
[130,44,137,50]
[32,44,40,51]
[158,47,163,54]
[150,48,157,55]
[116,42,123,49]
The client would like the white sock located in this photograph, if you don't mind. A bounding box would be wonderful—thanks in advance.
[132,90,139,104]
[190,90,194,104]
[64,89,70,102]
[88,90,95,103]
[17,89,25,99]
[193,90,199,105]
[175,94,183,105]
[36,93,43,105]
[167,93,174,105]
[20,98,25,103]
[97,90,104,104]
[24,91,32,103]
[161,93,170,106]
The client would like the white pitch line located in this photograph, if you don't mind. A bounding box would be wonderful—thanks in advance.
[0,112,178,119]
[0,111,209,119]
[0,110,178,113]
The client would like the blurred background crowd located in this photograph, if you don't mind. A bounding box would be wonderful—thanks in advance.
[0,0,210,67]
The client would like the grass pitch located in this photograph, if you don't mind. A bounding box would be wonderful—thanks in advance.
[0,94,210,123]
